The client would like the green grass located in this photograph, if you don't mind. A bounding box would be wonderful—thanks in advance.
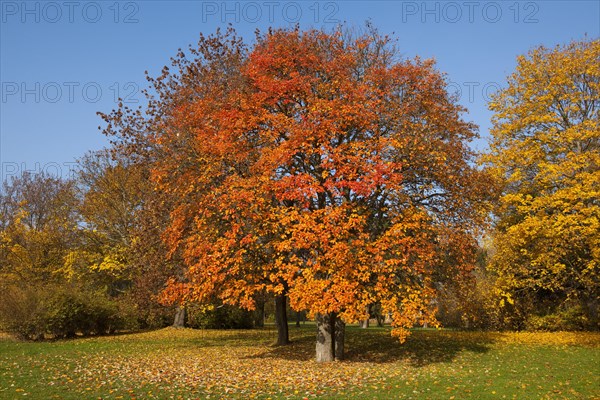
[1,326,598,399]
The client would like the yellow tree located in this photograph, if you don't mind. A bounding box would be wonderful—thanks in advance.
[485,39,600,327]
[72,150,146,293]
[0,172,79,285]
[75,149,184,327]
[0,173,81,338]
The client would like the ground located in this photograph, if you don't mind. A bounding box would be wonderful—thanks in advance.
[0,326,598,399]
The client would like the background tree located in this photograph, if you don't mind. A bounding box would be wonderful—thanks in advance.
[0,159,158,338]
[77,149,191,328]
[64,150,145,294]
[0,172,129,339]
[0,172,79,285]
[129,183,189,328]
[485,38,599,329]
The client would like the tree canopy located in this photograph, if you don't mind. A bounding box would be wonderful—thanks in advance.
[101,26,494,360]
[485,38,600,325]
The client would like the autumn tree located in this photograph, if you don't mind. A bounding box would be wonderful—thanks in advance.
[0,172,79,286]
[101,26,492,360]
[0,172,85,338]
[77,149,188,328]
[58,150,146,294]
[3,169,152,338]
[485,38,600,328]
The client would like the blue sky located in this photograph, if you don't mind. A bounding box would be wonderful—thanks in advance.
[1,0,599,181]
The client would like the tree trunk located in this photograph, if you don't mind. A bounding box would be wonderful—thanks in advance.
[586,298,598,323]
[379,312,389,327]
[316,313,334,362]
[335,316,345,360]
[316,312,345,362]
[274,294,289,345]
[361,304,370,329]
[254,298,265,328]
[173,306,186,328]
[296,310,301,327]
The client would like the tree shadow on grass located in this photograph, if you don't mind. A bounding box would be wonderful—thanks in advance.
[346,328,494,366]
[247,327,497,367]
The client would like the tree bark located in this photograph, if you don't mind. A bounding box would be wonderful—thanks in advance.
[379,312,390,327]
[335,316,345,360]
[586,298,598,323]
[173,306,186,328]
[361,304,370,329]
[254,298,265,328]
[316,312,345,362]
[274,294,289,345]
[316,313,334,362]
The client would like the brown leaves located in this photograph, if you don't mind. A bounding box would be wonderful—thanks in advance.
[65,328,418,398]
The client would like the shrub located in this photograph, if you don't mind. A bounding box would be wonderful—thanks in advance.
[526,305,592,331]
[187,304,255,329]
[122,291,174,329]
[44,290,88,338]
[0,285,47,340]
[0,283,138,340]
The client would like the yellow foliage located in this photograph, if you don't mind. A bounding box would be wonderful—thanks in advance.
[484,38,600,315]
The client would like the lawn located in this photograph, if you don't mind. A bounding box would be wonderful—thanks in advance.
[0,326,598,399]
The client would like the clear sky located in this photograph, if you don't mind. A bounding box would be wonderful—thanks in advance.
[1,0,599,181]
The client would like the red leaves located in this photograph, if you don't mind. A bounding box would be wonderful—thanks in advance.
[272,174,320,204]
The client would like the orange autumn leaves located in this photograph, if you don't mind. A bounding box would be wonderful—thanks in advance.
[155,28,492,340]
